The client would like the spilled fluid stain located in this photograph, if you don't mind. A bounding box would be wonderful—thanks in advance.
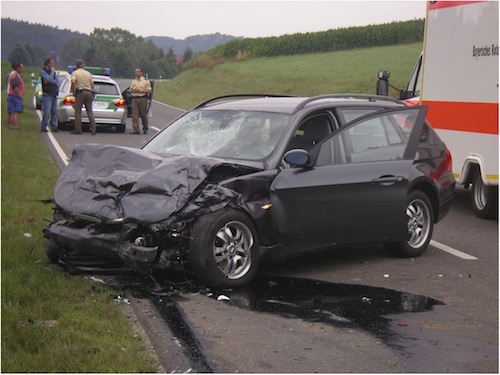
[70,261,443,366]
[205,274,444,351]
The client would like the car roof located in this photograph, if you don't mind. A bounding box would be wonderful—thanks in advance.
[194,94,405,114]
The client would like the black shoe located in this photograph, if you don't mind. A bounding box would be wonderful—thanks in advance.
[70,131,82,134]
[51,128,58,133]
[91,131,96,135]
[41,128,48,133]
[129,131,140,134]
[143,130,148,134]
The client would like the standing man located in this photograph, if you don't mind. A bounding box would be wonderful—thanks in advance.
[40,57,59,133]
[70,59,96,135]
[6,61,25,130]
[129,67,151,134]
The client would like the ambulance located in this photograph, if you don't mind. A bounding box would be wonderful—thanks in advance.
[377,1,498,218]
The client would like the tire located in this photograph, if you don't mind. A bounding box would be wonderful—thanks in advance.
[116,124,126,133]
[471,172,498,219]
[189,209,260,288]
[44,238,62,264]
[385,190,434,258]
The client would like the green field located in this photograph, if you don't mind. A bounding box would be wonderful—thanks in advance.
[1,42,421,371]
[154,42,422,109]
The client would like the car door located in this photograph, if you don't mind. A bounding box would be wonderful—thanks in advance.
[269,106,428,246]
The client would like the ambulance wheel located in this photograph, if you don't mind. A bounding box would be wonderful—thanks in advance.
[471,172,498,219]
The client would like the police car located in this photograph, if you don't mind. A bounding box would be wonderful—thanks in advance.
[57,66,127,132]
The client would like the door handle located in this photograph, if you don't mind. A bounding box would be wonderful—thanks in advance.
[371,176,405,186]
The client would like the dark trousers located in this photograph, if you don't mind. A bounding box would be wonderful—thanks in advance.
[74,90,96,133]
[132,96,149,132]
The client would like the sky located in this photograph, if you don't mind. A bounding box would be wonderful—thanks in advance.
[1,0,427,40]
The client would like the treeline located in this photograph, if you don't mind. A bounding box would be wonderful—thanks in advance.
[190,19,424,67]
[7,26,193,79]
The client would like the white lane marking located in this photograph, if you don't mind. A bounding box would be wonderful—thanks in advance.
[35,109,70,165]
[48,129,69,165]
[430,240,478,260]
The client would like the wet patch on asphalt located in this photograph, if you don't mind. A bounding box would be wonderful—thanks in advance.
[69,267,444,371]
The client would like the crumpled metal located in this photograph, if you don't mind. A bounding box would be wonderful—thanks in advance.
[54,144,258,224]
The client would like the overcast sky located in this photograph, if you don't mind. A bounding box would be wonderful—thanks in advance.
[1,0,426,40]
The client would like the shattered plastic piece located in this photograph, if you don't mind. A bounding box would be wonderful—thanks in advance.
[398,322,408,327]
[23,232,32,238]
[361,296,372,304]
[217,295,231,301]
[89,276,105,284]
[384,274,390,278]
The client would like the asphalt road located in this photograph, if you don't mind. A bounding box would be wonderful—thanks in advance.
[35,87,498,373]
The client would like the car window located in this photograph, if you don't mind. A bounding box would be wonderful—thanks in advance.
[317,109,418,165]
[286,114,332,152]
[144,110,290,160]
[338,108,378,123]
[94,82,119,95]
[58,78,70,94]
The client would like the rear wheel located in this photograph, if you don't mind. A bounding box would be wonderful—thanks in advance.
[189,209,260,288]
[385,190,433,258]
[471,172,498,219]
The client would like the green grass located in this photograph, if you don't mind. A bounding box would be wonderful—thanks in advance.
[154,42,422,109]
[1,64,158,372]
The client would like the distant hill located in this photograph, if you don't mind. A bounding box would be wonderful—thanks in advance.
[1,18,88,63]
[147,33,243,55]
[1,18,242,63]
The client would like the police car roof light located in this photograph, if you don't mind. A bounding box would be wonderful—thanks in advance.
[67,66,111,76]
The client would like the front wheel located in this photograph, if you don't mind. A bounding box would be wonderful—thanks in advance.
[471,172,498,219]
[189,209,260,288]
[385,191,434,258]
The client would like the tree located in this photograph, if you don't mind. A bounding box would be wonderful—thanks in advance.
[183,47,194,63]
[8,43,32,65]
[59,37,90,68]
[111,48,135,77]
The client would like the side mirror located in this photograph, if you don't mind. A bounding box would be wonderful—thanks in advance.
[283,149,312,168]
[376,70,390,96]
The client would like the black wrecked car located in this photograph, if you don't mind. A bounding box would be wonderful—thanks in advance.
[44,94,455,287]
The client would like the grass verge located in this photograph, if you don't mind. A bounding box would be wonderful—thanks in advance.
[154,42,422,109]
[1,66,158,372]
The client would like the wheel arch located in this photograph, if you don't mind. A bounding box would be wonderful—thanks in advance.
[409,180,439,223]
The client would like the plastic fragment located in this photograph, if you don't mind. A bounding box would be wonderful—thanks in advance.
[23,232,32,238]
[217,295,231,301]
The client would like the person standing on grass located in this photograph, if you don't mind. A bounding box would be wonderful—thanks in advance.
[6,61,25,130]
[129,67,151,134]
[40,57,59,133]
[70,59,97,135]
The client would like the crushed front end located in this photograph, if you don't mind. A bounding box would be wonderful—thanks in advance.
[43,143,262,276]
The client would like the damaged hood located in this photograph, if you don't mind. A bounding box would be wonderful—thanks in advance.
[54,144,260,224]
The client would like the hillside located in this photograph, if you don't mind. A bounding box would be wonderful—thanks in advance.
[154,42,422,110]
[1,18,241,62]
[148,33,243,55]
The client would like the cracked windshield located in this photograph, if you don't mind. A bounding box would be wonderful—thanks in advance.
[144,110,290,160]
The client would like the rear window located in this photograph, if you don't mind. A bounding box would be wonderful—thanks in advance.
[94,82,119,95]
